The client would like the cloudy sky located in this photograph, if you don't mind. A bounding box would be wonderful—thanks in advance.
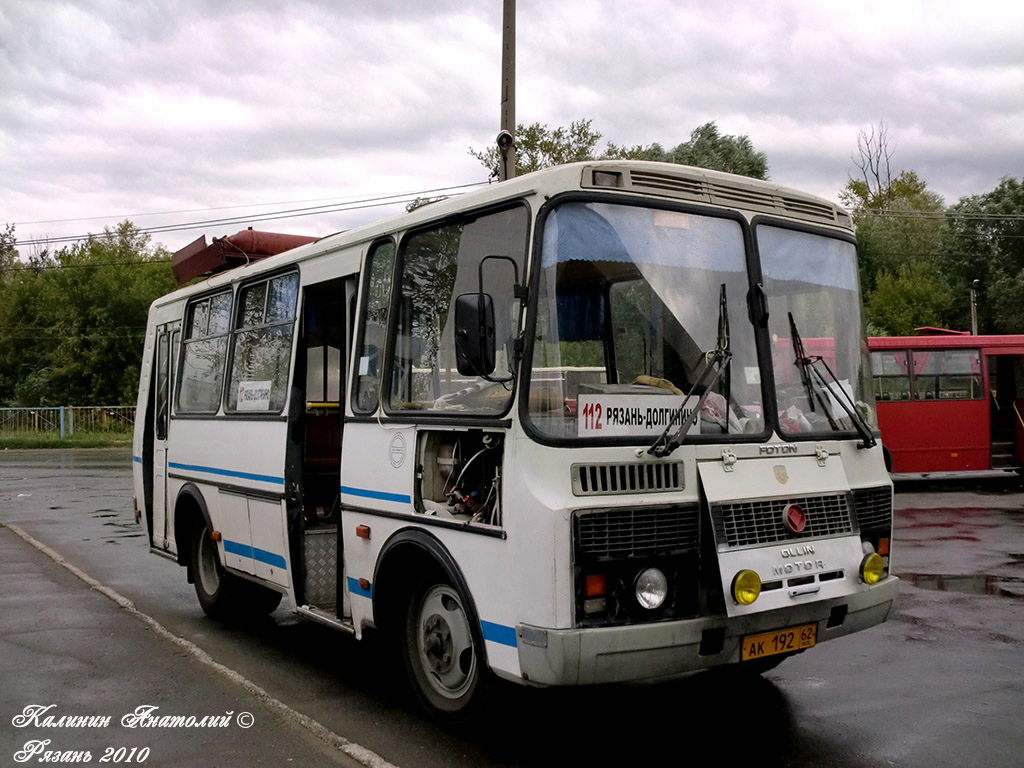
[2,0,1023,255]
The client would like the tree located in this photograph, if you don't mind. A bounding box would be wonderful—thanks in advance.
[470,119,603,180]
[604,122,769,180]
[837,123,950,334]
[469,119,769,180]
[0,222,176,406]
[865,262,953,336]
[941,176,1024,333]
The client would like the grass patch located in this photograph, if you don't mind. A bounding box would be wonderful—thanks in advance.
[0,432,131,449]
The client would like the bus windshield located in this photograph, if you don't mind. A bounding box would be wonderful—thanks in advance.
[758,225,877,438]
[527,200,764,442]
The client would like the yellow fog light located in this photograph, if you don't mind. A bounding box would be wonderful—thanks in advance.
[860,553,886,585]
[732,570,762,605]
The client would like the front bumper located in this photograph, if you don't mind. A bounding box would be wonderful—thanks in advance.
[517,576,897,686]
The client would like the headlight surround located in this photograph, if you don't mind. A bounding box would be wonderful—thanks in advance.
[634,567,669,610]
[732,569,762,605]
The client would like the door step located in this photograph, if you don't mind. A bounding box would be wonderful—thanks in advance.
[296,604,355,634]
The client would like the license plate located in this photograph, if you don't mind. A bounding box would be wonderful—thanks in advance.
[741,623,817,661]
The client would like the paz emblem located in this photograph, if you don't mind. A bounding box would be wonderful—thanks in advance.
[773,464,789,485]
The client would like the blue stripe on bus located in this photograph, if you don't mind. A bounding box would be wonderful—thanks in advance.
[339,485,412,504]
[347,577,373,599]
[132,455,142,464]
[169,461,285,485]
[222,539,287,569]
[481,620,518,648]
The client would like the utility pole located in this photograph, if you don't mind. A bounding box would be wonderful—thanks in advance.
[970,279,980,335]
[497,0,516,181]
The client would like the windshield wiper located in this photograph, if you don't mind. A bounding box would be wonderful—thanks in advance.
[648,285,732,457]
[787,312,876,449]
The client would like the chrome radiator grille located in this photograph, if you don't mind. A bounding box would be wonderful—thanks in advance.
[575,505,700,560]
[712,493,853,548]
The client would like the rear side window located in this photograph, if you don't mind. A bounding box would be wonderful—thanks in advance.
[178,291,232,413]
[226,272,299,413]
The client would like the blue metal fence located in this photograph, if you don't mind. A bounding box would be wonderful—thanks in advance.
[0,406,134,438]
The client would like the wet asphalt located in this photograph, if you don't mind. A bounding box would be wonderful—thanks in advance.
[1,448,1023,768]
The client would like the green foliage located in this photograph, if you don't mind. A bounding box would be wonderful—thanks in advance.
[940,176,1024,333]
[865,263,953,336]
[842,121,1024,337]
[843,170,946,295]
[837,124,956,335]
[0,221,176,406]
[470,119,769,180]
[605,122,769,180]
[470,119,604,179]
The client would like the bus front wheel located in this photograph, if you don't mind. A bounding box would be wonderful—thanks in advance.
[402,580,488,725]
[192,524,243,620]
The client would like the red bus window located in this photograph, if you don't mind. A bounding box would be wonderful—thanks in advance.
[911,349,982,401]
[871,350,911,401]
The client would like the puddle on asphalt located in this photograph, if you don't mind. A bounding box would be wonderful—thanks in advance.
[901,572,1024,599]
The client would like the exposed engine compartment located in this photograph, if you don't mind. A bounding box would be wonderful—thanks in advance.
[416,429,504,527]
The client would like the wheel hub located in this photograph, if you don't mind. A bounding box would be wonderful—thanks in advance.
[423,614,454,673]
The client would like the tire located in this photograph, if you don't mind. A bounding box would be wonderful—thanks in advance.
[191,523,244,620]
[240,581,283,615]
[402,580,488,725]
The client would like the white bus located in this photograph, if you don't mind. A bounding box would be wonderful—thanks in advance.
[132,161,897,723]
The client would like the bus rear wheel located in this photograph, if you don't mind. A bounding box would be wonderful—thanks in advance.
[402,580,488,725]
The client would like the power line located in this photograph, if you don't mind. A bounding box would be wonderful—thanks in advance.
[0,259,170,274]
[14,181,491,248]
[13,192,412,226]
[860,209,1024,221]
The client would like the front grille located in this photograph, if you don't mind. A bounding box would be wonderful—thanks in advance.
[575,505,700,560]
[712,493,853,548]
[621,169,842,226]
[572,461,684,496]
[781,195,840,223]
[628,170,706,199]
[708,182,778,211]
[852,486,893,533]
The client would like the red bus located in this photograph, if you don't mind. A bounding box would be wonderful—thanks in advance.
[868,332,1024,473]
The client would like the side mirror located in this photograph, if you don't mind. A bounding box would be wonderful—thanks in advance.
[455,293,496,377]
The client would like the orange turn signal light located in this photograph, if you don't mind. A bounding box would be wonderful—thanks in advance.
[584,574,606,597]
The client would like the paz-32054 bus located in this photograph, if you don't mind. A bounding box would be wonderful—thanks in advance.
[132,161,897,723]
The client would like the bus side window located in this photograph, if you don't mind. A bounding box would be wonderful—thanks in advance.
[226,272,299,413]
[353,240,395,414]
[155,331,169,439]
[911,349,982,401]
[178,290,233,413]
[870,350,911,401]
[388,207,528,413]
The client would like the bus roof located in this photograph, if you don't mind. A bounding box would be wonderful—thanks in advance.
[869,334,1024,354]
[149,160,854,308]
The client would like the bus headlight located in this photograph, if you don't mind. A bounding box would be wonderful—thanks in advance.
[860,553,886,585]
[732,570,761,605]
[635,567,668,609]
